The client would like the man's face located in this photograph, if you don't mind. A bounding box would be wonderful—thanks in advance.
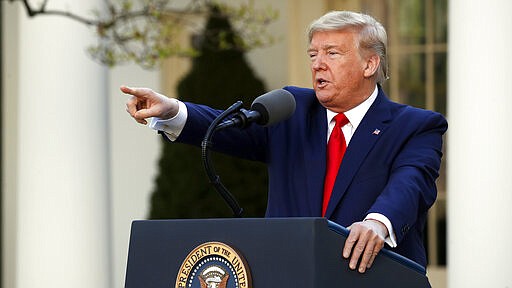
[308,29,374,112]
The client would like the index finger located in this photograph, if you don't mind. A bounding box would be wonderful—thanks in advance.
[120,85,150,99]
[343,228,360,259]
[119,85,135,95]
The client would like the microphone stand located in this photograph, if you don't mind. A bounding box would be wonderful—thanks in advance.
[201,101,244,217]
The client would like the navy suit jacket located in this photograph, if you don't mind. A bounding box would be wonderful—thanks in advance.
[175,86,447,267]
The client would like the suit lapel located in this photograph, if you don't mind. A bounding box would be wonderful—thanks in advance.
[324,91,394,218]
[303,103,328,216]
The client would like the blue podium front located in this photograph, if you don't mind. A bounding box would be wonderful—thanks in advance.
[125,218,430,288]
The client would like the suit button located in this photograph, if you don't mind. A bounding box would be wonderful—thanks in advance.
[401,225,410,234]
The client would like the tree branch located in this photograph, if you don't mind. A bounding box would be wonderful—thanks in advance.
[7,0,278,68]
[17,0,97,25]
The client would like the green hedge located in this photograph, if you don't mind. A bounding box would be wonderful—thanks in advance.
[149,7,268,219]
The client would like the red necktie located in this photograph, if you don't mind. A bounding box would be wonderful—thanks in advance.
[322,113,349,216]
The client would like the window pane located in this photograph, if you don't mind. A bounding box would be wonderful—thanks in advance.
[398,0,426,45]
[399,53,426,108]
[434,0,448,43]
[434,53,447,115]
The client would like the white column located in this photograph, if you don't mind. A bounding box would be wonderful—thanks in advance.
[15,1,111,287]
[448,1,512,287]
[2,3,21,288]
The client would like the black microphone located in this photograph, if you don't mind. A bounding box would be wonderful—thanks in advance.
[216,89,296,130]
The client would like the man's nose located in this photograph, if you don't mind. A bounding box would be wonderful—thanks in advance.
[311,54,326,70]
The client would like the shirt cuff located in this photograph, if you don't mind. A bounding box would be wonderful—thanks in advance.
[365,213,398,248]
[149,100,188,141]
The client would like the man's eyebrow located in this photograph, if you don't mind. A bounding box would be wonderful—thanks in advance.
[307,44,339,52]
[321,44,339,50]
[308,44,339,52]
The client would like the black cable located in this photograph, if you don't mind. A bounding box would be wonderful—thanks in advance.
[201,101,244,217]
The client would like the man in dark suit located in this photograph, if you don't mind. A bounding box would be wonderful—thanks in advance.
[121,11,447,273]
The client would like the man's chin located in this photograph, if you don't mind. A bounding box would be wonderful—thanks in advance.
[314,90,332,102]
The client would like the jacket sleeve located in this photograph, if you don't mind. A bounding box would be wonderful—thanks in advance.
[367,109,447,243]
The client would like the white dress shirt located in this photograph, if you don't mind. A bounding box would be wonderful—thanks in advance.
[149,100,187,141]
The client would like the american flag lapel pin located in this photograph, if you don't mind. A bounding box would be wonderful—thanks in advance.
[372,129,381,135]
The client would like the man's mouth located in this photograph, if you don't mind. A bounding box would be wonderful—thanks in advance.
[316,78,329,88]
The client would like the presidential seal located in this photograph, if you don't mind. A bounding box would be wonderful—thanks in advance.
[175,242,252,288]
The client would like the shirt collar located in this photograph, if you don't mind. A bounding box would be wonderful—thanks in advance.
[326,85,378,130]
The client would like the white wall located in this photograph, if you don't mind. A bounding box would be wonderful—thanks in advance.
[244,0,289,90]
[108,65,161,287]
[245,0,327,90]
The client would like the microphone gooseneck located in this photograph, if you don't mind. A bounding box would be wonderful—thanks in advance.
[201,101,245,217]
[201,89,296,217]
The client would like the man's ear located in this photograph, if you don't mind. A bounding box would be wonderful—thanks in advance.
[363,54,380,78]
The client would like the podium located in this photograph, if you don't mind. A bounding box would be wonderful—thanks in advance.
[125,218,430,287]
